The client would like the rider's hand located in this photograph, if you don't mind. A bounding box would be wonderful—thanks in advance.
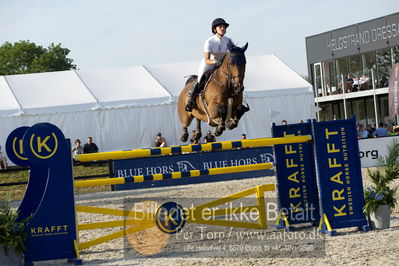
[214,59,222,67]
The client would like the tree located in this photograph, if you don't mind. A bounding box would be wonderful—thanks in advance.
[0,41,77,75]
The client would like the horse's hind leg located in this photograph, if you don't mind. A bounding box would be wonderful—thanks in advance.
[179,114,195,142]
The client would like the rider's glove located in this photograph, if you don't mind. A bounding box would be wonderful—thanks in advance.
[214,59,222,67]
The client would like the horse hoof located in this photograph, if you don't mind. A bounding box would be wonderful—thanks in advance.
[226,120,238,130]
[180,133,188,142]
[214,129,223,137]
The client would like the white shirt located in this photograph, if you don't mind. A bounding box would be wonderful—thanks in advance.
[203,35,232,61]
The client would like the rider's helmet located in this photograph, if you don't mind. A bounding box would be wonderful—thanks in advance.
[212,18,229,34]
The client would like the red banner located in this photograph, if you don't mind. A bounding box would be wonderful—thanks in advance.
[389,63,399,120]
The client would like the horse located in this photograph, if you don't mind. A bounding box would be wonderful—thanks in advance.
[177,43,250,142]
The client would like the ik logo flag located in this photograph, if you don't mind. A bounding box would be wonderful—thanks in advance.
[389,63,399,119]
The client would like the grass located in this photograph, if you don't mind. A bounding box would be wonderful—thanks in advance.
[0,164,110,202]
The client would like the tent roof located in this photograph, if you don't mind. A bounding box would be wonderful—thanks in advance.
[0,54,312,117]
[76,66,172,109]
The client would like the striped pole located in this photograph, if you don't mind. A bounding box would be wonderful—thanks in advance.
[74,162,273,188]
[77,135,311,162]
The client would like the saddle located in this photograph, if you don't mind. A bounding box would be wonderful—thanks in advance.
[197,64,222,94]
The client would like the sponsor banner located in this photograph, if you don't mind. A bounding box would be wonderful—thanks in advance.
[272,122,320,226]
[312,118,368,231]
[359,136,399,167]
[6,123,78,264]
[112,147,275,190]
[389,63,399,119]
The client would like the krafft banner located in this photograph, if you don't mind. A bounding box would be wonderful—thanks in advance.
[6,124,79,264]
[389,63,399,119]
[312,118,368,234]
[112,147,275,190]
[272,122,320,228]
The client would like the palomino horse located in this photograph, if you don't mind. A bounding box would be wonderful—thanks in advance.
[177,43,250,142]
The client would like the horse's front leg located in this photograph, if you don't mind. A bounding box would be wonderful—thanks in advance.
[226,103,250,130]
[214,104,227,137]
[194,118,202,140]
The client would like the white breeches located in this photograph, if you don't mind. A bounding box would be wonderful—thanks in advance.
[197,59,214,82]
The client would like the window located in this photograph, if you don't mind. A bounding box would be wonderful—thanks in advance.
[349,98,366,125]
[376,48,391,82]
[313,63,323,97]
[362,51,376,78]
[392,45,399,65]
[365,97,376,126]
[322,61,337,95]
[336,57,349,92]
[349,54,362,77]
[378,95,389,125]
[346,100,352,118]
[332,102,345,120]
[319,103,333,121]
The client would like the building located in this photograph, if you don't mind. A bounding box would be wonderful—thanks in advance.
[306,12,399,127]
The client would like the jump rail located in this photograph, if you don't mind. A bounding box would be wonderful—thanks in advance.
[74,162,273,188]
[77,135,312,162]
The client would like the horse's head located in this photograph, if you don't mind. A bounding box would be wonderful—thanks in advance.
[224,42,248,95]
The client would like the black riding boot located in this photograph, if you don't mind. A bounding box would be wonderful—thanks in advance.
[185,82,200,111]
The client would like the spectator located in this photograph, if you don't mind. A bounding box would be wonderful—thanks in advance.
[72,139,83,157]
[359,74,370,84]
[366,124,375,138]
[189,130,201,144]
[241,133,247,139]
[83,137,99,153]
[387,125,396,136]
[359,74,370,90]
[372,122,388,138]
[352,76,360,91]
[377,76,389,88]
[357,124,369,139]
[154,132,167,147]
[203,130,216,143]
[342,74,354,92]
[281,120,288,125]
[0,145,7,170]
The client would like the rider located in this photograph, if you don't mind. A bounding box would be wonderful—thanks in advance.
[185,18,234,112]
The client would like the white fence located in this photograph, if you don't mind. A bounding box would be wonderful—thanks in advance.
[359,136,399,168]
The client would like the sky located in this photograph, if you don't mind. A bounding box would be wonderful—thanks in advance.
[0,0,397,76]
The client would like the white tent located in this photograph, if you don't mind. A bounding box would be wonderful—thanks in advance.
[0,54,315,155]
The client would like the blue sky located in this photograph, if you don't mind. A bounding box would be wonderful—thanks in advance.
[0,0,397,75]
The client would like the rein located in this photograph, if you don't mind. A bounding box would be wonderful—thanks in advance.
[208,53,245,96]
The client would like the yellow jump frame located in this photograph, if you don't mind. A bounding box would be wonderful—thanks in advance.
[76,184,276,250]
[74,163,276,250]
[187,184,275,230]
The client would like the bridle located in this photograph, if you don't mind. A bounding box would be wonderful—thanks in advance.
[210,53,246,96]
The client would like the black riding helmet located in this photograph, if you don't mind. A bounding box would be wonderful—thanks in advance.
[212,18,229,33]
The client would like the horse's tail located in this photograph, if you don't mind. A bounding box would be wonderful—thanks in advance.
[185,75,198,85]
